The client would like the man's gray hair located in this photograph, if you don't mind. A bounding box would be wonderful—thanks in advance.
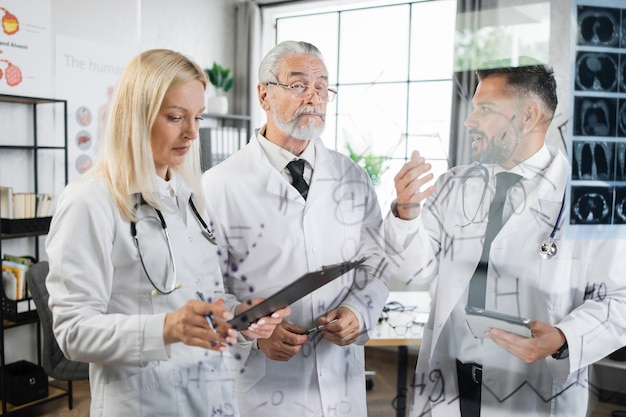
[258,40,324,83]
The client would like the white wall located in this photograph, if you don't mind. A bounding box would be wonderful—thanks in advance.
[2,0,236,366]
[52,0,236,76]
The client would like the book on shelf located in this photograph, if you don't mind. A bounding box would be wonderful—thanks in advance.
[0,186,12,219]
[2,192,54,219]
[3,254,34,268]
[36,193,53,217]
[2,260,27,300]
[1,255,33,301]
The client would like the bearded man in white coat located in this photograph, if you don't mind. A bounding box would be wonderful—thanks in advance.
[384,60,626,417]
[202,40,389,417]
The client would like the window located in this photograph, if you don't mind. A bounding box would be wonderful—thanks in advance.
[262,0,457,209]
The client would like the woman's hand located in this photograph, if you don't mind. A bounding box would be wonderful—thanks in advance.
[235,298,292,339]
[164,298,237,352]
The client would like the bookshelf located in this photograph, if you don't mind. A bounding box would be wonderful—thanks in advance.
[199,112,251,170]
[0,94,69,414]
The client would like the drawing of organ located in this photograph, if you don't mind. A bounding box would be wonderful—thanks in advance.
[0,7,19,35]
[0,59,23,87]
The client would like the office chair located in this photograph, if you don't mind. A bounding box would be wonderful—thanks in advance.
[25,261,89,410]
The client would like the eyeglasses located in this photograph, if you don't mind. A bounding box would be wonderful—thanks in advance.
[378,313,424,336]
[388,319,424,336]
[381,301,417,314]
[130,195,216,295]
[265,81,337,102]
[378,302,423,336]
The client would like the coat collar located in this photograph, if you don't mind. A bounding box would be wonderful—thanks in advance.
[248,134,340,206]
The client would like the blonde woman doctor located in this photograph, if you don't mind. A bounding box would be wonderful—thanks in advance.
[45,49,288,417]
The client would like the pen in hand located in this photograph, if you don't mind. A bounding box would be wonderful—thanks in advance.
[196,291,232,347]
[305,318,339,335]
[195,291,217,331]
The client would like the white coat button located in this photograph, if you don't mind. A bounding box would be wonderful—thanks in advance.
[436,320,442,327]
[312,247,319,253]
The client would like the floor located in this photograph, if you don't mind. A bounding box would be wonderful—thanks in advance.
[365,347,626,417]
[7,347,626,417]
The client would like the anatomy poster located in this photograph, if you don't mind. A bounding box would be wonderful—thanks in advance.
[569,0,626,238]
[55,35,131,181]
[0,0,52,96]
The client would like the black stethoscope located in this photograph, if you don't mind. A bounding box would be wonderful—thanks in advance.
[458,164,490,227]
[130,195,217,295]
[538,193,566,259]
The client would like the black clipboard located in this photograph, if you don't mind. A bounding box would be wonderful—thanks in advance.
[228,257,366,330]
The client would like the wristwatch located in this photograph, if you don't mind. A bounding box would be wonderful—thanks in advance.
[552,340,569,360]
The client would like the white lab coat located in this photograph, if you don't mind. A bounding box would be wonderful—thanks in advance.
[202,134,389,417]
[384,146,626,417]
[46,173,240,417]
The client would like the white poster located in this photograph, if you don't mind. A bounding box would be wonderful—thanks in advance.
[55,35,131,181]
[0,0,52,96]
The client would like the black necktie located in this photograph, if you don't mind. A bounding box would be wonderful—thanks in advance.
[468,172,522,308]
[286,159,309,200]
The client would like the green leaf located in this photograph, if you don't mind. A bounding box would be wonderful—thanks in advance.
[345,141,387,186]
[204,62,234,93]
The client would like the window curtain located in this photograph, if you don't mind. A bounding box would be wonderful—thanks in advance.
[450,0,483,166]
[234,1,263,133]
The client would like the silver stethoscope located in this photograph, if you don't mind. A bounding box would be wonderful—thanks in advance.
[538,193,566,259]
[130,195,217,295]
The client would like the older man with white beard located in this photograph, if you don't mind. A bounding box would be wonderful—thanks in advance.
[201,40,389,417]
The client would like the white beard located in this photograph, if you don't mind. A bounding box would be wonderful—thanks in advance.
[271,106,325,141]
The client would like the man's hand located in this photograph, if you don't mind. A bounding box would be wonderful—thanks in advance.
[486,320,567,363]
[393,150,435,220]
[319,307,360,346]
[257,321,308,361]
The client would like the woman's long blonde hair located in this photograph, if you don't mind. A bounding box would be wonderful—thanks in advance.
[90,49,207,221]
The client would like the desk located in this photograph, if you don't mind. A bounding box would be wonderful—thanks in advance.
[367,291,430,417]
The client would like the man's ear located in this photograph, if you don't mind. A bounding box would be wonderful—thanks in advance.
[522,101,544,132]
[258,83,271,111]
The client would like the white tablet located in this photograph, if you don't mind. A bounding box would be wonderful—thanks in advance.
[465,306,532,338]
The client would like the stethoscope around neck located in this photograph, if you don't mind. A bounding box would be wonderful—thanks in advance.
[538,193,566,259]
[130,194,217,295]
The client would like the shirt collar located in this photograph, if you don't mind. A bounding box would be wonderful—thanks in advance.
[493,144,551,179]
[257,125,316,171]
[155,170,177,199]
[508,144,551,179]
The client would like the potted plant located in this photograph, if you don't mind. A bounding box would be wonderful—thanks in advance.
[204,62,233,114]
[346,142,387,187]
